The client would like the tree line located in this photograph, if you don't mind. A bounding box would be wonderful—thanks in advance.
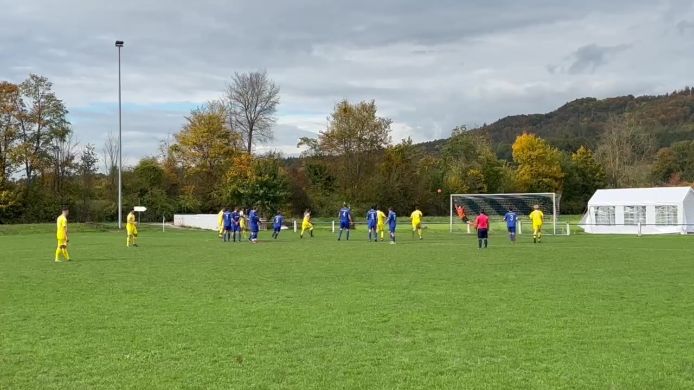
[1,73,692,224]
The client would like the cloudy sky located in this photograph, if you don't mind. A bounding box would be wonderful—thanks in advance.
[1,0,693,165]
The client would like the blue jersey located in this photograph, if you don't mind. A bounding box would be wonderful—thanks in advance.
[273,214,284,228]
[339,207,351,222]
[249,210,260,231]
[504,211,517,228]
[367,209,377,226]
[223,211,233,228]
[231,211,240,225]
[387,211,397,227]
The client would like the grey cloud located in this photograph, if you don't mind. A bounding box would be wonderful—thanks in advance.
[567,44,631,74]
[677,20,694,34]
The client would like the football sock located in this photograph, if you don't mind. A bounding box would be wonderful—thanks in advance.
[55,247,61,261]
[478,239,482,248]
[484,239,488,248]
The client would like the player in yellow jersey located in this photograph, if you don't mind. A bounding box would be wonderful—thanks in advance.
[410,206,423,240]
[377,207,387,241]
[55,207,71,262]
[217,208,225,238]
[529,205,544,243]
[300,208,314,238]
[239,209,247,239]
[126,208,138,247]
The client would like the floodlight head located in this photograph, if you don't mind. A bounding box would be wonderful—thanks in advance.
[115,40,124,47]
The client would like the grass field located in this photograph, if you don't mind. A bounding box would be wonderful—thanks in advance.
[2,223,694,389]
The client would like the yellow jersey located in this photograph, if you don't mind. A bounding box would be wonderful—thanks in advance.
[56,215,68,240]
[217,210,224,226]
[377,210,386,226]
[411,210,423,224]
[303,212,311,224]
[529,210,544,226]
[127,212,136,225]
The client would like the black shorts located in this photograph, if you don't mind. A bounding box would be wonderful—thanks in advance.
[477,228,488,239]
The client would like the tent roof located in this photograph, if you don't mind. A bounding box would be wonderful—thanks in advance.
[588,187,694,206]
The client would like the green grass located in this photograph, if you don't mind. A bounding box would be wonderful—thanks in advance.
[2,224,694,389]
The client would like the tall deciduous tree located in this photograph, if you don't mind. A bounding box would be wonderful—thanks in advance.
[512,132,565,192]
[168,102,240,209]
[299,100,391,202]
[16,74,70,184]
[595,115,655,187]
[562,146,606,213]
[0,82,20,188]
[226,71,280,154]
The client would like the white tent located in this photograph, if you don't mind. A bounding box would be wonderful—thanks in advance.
[580,187,694,235]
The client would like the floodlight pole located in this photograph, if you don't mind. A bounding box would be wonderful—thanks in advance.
[116,40,124,229]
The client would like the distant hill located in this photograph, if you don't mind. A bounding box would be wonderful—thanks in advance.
[415,88,694,159]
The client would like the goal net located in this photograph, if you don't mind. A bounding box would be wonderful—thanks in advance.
[450,193,559,234]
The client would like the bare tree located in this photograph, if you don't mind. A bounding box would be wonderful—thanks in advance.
[102,130,119,193]
[595,115,655,187]
[226,71,280,154]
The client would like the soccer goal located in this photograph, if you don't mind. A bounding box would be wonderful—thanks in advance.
[450,193,560,234]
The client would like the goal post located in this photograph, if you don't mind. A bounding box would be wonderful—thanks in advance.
[450,193,559,234]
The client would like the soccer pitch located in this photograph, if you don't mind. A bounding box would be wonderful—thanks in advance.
[2,225,694,389]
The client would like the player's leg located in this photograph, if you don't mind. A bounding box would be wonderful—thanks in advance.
[537,225,543,242]
[483,229,488,248]
[55,240,63,262]
[133,226,138,246]
[417,223,423,239]
[310,225,314,238]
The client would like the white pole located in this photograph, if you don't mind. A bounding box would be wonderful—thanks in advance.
[332,220,335,233]
[552,193,557,236]
[518,220,522,235]
[566,223,570,236]
[466,223,471,234]
[637,222,642,237]
[293,220,297,233]
[162,215,165,232]
[116,42,123,230]
[449,195,453,233]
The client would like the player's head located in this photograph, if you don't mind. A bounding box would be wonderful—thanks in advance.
[415,205,420,210]
[343,202,347,207]
[533,204,540,210]
[480,209,486,215]
[388,207,393,212]
[508,207,514,212]
[372,205,377,210]
[61,207,69,216]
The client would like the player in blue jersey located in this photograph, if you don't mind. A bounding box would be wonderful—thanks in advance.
[386,207,397,244]
[230,208,241,242]
[337,202,352,241]
[222,208,233,242]
[366,205,378,242]
[504,207,518,243]
[272,211,284,239]
[248,207,260,243]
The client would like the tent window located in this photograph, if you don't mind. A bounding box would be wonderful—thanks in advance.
[594,206,615,225]
[655,205,678,225]
[624,206,646,225]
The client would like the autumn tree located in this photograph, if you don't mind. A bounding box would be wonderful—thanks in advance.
[442,130,511,194]
[226,71,280,154]
[561,146,606,213]
[0,82,20,188]
[512,132,564,192]
[299,100,391,203]
[168,102,241,209]
[16,74,70,184]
